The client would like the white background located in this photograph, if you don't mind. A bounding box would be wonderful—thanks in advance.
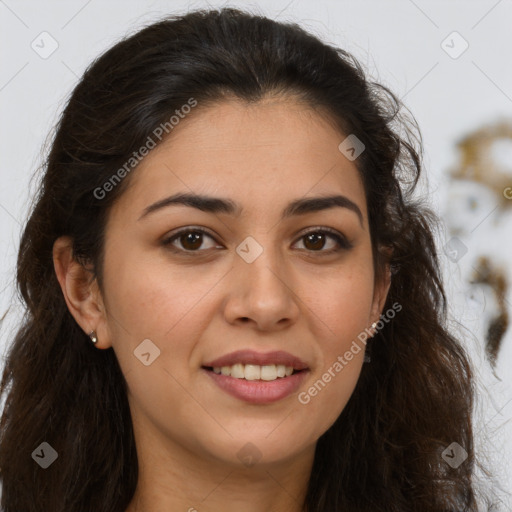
[1,0,512,507]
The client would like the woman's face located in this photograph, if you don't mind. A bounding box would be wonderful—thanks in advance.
[95,97,389,468]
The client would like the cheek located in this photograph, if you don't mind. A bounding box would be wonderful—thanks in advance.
[315,255,376,350]
[103,246,216,336]
[296,256,374,427]
[102,248,228,381]
[297,298,370,438]
[103,253,219,438]
[297,351,364,441]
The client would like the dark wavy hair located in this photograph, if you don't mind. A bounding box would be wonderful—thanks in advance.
[0,7,492,511]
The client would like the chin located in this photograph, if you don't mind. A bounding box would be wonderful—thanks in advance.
[198,428,315,468]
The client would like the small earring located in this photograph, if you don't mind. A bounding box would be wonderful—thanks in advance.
[88,330,98,344]
[371,322,378,330]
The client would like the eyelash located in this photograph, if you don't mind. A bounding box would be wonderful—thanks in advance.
[161,226,353,256]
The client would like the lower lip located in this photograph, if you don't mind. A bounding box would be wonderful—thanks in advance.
[202,368,309,404]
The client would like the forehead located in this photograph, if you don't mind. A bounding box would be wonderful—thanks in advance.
[111,97,367,223]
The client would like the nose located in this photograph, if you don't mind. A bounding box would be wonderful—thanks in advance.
[222,244,301,331]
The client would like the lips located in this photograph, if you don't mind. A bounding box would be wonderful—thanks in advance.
[201,349,310,404]
[202,349,309,370]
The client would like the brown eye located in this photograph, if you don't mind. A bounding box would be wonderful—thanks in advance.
[303,232,327,251]
[162,228,219,253]
[294,228,353,253]
[179,231,203,250]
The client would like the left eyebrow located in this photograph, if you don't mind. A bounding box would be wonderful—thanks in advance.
[137,192,364,226]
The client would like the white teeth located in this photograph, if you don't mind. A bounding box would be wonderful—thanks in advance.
[210,363,296,380]
[231,363,245,379]
[244,364,260,380]
[260,365,276,381]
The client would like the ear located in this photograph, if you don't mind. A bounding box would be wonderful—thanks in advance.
[53,236,112,349]
[369,248,392,325]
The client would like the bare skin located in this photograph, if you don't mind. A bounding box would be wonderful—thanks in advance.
[53,95,390,512]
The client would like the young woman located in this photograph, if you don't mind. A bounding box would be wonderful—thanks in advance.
[0,7,494,511]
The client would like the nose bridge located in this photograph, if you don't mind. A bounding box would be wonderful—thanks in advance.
[224,233,300,328]
[235,233,288,293]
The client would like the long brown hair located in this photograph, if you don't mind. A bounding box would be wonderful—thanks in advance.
[0,7,494,511]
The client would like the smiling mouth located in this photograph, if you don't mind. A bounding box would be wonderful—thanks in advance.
[202,364,305,381]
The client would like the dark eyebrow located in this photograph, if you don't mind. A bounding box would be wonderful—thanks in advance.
[138,192,363,226]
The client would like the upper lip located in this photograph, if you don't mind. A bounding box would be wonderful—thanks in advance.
[203,350,309,370]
